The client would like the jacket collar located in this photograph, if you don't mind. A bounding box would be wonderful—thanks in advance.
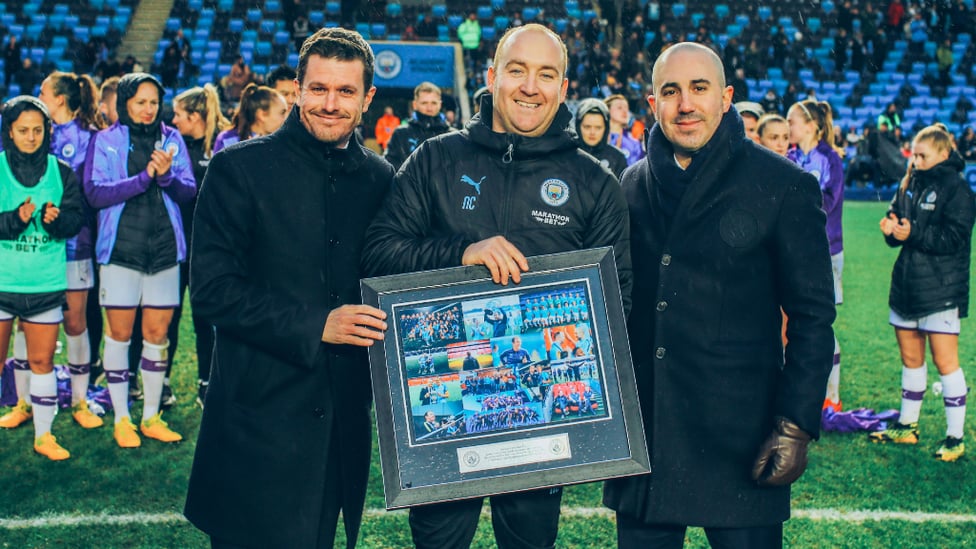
[279,107,368,172]
[463,94,578,160]
[409,111,450,131]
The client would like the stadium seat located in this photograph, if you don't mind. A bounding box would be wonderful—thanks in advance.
[476,5,492,20]
[583,9,597,22]
[523,7,540,21]
[808,17,821,34]
[52,36,68,49]
[822,0,835,14]
[228,18,244,33]
[53,3,69,15]
[287,52,299,67]
[91,24,108,37]
[104,0,119,12]
[495,16,509,30]
[266,0,281,15]
[714,4,729,20]
[386,3,401,18]
[326,1,341,16]
[481,26,496,41]
[112,15,129,31]
[371,23,387,39]
[725,24,741,38]
[255,41,272,59]
[672,3,686,18]
[822,82,837,93]
[861,95,879,107]
[187,0,203,12]
[273,30,290,45]
[868,82,884,95]
[217,0,233,12]
[242,29,258,44]
[448,14,463,28]
[165,18,180,32]
[29,14,45,27]
[246,8,261,24]
[355,22,370,39]
[28,47,43,64]
[260,19,276,35]
[554,18,567,33]
[565,0,579,13]
[491,0,505,12]
[431,4,447,18]
[643,31,655,47]
[25,24,43,41]
[757,6,772,21]
[193,28,209,41]
[73,26,89,41]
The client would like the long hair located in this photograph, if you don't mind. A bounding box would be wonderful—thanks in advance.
[789,99,844,157]
[900,123,955,192]
[47,71,104,130]
[175,83,231,157]
[230,83,281,140]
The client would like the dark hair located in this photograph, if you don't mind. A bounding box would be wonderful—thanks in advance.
[298,27,375,90]
[47,71,104,130]
[266,64,297,88]
[231,83,283,139]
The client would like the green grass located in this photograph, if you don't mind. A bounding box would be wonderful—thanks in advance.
[1,201,975,548]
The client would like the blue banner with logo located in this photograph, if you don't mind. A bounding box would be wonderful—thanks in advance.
[370,42,456,89]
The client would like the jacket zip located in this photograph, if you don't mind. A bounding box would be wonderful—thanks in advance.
[500,136,516,235]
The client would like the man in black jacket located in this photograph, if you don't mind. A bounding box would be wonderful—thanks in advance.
[184,28,393,549]
[364,23,631,549]
[384,81,453,170]
[603,42,835,548]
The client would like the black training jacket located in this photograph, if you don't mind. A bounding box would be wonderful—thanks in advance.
[363,96,632,313]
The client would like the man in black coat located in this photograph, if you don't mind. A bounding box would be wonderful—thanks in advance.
[183,28,393,548]
[603,42,836,548]
[364,23,631,549]
[383,81,454,170]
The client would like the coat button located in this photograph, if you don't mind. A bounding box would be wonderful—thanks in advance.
[655,347,666,359]
[656,301,668,312]
[313,407,326,419]
[661,254,671,266]
[329,238,339,247]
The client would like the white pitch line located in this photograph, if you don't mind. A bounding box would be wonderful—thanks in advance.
[3,508,976,529]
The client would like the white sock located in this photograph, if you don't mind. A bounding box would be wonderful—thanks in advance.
[66,330,91,406]
[12,329,30,402]
[900,363,928,425]
[103,336,131,423]
[941,368,967,439]
[825,336,841,403]
[141,340,168,421]
[30,371,57,439]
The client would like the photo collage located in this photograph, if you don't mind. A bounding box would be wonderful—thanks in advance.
[394,281,608,445]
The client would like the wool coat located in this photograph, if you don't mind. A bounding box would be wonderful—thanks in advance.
[603,110,836,527]
[184,109,394,548]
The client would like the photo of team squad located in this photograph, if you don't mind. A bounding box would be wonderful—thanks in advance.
[396,283,607,444]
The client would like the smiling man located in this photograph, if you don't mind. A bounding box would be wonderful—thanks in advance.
[184,28,393,548]
[604,42,836,549]
[363,23,631,549]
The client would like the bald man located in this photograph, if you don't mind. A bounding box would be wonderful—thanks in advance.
[603,42,836,548]
[364,23,631,549]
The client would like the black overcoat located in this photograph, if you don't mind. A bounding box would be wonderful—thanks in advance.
[184,109,394,547]
[604,111,836,527]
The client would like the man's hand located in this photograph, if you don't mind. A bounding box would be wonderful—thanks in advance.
[18,197,35,223]
[322,304,387,346]
[751,416,812,487]
[879,213,897,236]
[462,235,529,285]
[42,202,60,224]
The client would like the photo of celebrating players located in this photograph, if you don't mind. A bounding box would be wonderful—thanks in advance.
[394,281,607,445]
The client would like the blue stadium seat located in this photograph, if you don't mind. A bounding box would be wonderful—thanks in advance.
[92,24,109,37]
[432,4,447,18]
[260,19,276,35]
[725,24,741,38]
[735,13,749,27]
[228,18,244,33]
[326,1,341,16]
[477,6,492,20]
[112,15,129,31]
[52,36,68,49]
[64,15,79,29]
[481,26,496,41]
[242,29,258,43]
[757,6,772,21]
[89,0,103,9]
[959,33,972,45]
[868,82,884,95]
[371,23,387,39]
[355,22,370,39]
[448,14,463,28]
[1,13,15,28]
[25,24,43,41]
[30,14,45,27]
[273,30,290,45]
[165,17,180,32]
[187,0,203,12]
[808,17,821,34]
[308,10,323,25]
[672,3,686,18]
[523,7,540,21]
[767,67,783,80]
[246,8,261,24]
[822,0,835,14]
[495,16,509,30]
[255,41,272,58]
[287,52,299,67]
[53,3,69,15]
[565,0,579,13]
[798,68,814,81]
[104,0,119,12]
[193,28,209,41]
[778,16,793,28]
[117,6,132,19]
[822,82,837,93]
[583,9,597,23]
[714,4,729,19]
[386,3,401,17]
[437,24,449,41]
[643,31,655,47]
[690,12,704,28]
[861,95,879,108]
[491,0,505,11]
[73,26,89,41]
[923,96,940,109]
[554,18,567,33]
[266,0,281,14]
[28,47,43,63]
[217,0,233,12]
[837,106,853,118]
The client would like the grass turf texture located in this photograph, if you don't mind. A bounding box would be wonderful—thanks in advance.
[1,201,974,547]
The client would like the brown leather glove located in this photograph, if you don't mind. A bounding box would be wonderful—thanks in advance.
[751,416,811,487]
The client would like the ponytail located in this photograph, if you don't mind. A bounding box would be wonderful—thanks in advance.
[230,83,280,140]
[790,99,844,157]
[47,71,105,130]
[174,83,232,157]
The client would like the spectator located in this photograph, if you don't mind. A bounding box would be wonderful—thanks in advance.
[15,59,43,95]
[736,101,765,144]
[292,13,311,52]
[760,88,784,115]
[265,64,298,111]
[4,36,21,91]
[605,94,644,165]
[959,127,976,161]
[384,81,453,170]
[416,14,437,41]
[221,55,254,103]
[937,38,954,87]
[878,102,902,131]
[457,13,482,68]
[160,43,182,91]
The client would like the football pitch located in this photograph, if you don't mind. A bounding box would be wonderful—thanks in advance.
[1,201,974,548]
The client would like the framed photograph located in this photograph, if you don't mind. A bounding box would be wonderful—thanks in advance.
[361,247,649,509]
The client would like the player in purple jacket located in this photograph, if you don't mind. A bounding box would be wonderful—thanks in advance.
[83,73,196,448]
[211,83,286,153]
[787,99,845,412]
[39,71,106,428]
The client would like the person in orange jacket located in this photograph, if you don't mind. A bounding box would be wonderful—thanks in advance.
[374,105,400,152]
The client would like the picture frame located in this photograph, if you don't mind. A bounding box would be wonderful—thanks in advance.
[361,247,649,509]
